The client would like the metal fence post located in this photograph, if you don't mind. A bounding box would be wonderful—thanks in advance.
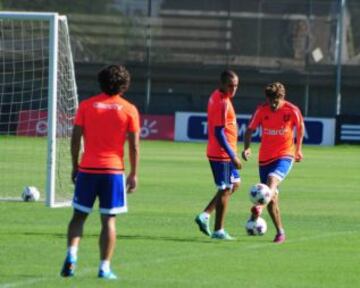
[335,0,346,116]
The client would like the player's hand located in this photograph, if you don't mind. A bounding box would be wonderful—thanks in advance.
[126,173,137,193]
[295,150,303,162]
[232,156,242,170]
[71,168,78,184]
[241,148,251,161]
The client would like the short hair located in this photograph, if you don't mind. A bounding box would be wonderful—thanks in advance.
[265,82,286,99]
[220,69,238,84]
[97,65,131,96]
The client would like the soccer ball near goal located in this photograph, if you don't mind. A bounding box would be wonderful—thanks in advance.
[0,12,77,207]
[21,186,40,202]
[249,183,272,205]
[245,217,267,236]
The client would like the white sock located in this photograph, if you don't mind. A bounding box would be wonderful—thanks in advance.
[214,228,224,234]
[99,260,111,273]
[200,212,210,220]
[279,228,285,235]
[67,246,78,260]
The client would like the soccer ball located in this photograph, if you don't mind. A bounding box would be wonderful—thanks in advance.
[249,183,272,205]
[245,217,267,236]
[21,186,40,202]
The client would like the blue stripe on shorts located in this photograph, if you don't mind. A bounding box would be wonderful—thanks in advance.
[73,172,127,215]
[209,160,240,190]
[259,158,294,184]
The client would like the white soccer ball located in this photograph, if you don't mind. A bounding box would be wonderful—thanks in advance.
[21,186,40,202]
[249,183,273,205]
[245,217,267,236]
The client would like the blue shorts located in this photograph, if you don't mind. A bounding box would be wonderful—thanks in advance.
[209,160,240,190]
[259,158,294,187]
[73,172,127,215]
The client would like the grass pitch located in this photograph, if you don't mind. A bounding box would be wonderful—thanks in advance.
[0,140,359,287]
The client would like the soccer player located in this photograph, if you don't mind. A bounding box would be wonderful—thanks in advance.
[242,82,304,244]
[195,70,242,240]
[60,65,140,279]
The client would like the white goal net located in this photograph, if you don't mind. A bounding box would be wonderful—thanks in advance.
[0,12,78,207]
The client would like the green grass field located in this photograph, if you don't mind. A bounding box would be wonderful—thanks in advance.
[0,140,359,288]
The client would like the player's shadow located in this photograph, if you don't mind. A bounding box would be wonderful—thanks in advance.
[12,231,220,244]
[20,231,66,238]
[117,234,216,244]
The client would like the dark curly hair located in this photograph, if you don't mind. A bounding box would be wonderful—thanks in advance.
[220,69,238,85]
[97,65,131,96]
[265,82,286,99]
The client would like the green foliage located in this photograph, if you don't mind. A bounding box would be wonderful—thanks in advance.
[0,141,359,287]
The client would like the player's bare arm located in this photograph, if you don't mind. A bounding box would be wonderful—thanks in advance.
[295,121,305,162]
[127,131,140,193]
[70,125,83,184]
[242,128,254,161]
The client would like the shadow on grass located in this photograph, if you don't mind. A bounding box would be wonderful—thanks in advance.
[7,231,237,244]
[117,234,218,244]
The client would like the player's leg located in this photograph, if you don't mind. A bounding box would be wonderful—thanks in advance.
[232,177,241,193]
[99,214,116,259]
[98,214,117,279]
[266,158,294,243]
[214,187,232,231]
[67,209,89,247]
[61,210,89,277]
[266,176,284,237]
[195,160,218,236]
[61,172,97,277]
[196,161,239,238]
[199,176,239,215]
[213,168,240,234]
[97,173,127,279]
[195,194,215,236]
[249,164,270,220]
[203,194,217,214]
[67,209,88,249]
[211,161,239,240]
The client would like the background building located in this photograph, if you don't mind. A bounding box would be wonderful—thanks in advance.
[1,0,359,117]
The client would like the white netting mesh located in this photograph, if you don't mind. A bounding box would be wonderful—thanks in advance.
[0,14,77,206]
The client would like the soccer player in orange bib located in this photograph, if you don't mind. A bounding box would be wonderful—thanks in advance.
[195,70,242,240]
[242,82,304,244]
[61,65,140,279]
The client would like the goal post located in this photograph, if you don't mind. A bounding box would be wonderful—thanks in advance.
[0,12,78,207]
